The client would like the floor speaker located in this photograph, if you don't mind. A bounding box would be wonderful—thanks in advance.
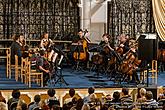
[138,34,158,62]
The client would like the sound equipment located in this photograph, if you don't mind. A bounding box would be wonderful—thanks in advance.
[138,34,158,62]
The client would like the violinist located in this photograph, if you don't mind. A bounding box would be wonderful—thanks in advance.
[19,34,29,58]
[99,33,114,68]
[40,32,54,51]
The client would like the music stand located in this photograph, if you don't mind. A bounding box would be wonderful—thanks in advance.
[70,43,84,71]
[54,66,69,86]
[48,45,69,87]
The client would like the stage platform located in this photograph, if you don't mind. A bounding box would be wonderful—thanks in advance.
[0,64,165,90]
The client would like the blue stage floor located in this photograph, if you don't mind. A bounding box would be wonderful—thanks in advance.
[0,64,165,90]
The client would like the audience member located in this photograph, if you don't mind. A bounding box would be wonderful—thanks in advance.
[64,88,76,104]
[137,88,146,103]
[120,88,133,110]
[29,95,41,110]
[39,100,49,110]
[0,91,6,103]
[7,89,21,110]
[46,89,60,109]
[141,91,158,110]
[83,87,97,103]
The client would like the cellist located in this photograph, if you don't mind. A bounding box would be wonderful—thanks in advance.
[117,33,130,56]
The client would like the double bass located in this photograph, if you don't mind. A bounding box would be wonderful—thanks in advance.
[73,30,89,61]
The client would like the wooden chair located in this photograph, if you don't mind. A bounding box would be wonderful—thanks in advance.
[21,57,28,83]
[20,94,31,105]
[15,55,21,81]
[141,60,158,85]
[6,49,11,79]
[26,61,43,87]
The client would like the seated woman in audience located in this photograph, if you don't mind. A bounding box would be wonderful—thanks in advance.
[46,89,60,109]
[141,91,158,110]
[7,89,21,110]
[137,88,146,103]
[158,87,165,108]
[29,95,41,110]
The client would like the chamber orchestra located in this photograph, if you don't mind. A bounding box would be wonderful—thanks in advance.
[10,30,165,87]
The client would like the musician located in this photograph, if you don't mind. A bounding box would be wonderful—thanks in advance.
[71,29,90,68]
[99,33,113,67]
[10,34,22,64]
[19,34,29,58]
[118,33,130,54]
[36,49,50,87]
[128,40,140,84]
[40,32,54,51]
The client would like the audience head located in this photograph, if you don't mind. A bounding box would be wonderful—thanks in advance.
[122,88,129,96]
[21,103,27,110]
[88,87,95,95]
[139,88,146,97]
[145,91,153,100]
[34,95,41,103]
[113,91,120,100]
[47,89,56,97]
[12,89,20,99]
[69,88,75,97]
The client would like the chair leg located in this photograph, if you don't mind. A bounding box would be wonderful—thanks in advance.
[41,73,43,87]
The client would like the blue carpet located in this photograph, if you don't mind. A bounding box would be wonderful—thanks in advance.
[0,65,165,89]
